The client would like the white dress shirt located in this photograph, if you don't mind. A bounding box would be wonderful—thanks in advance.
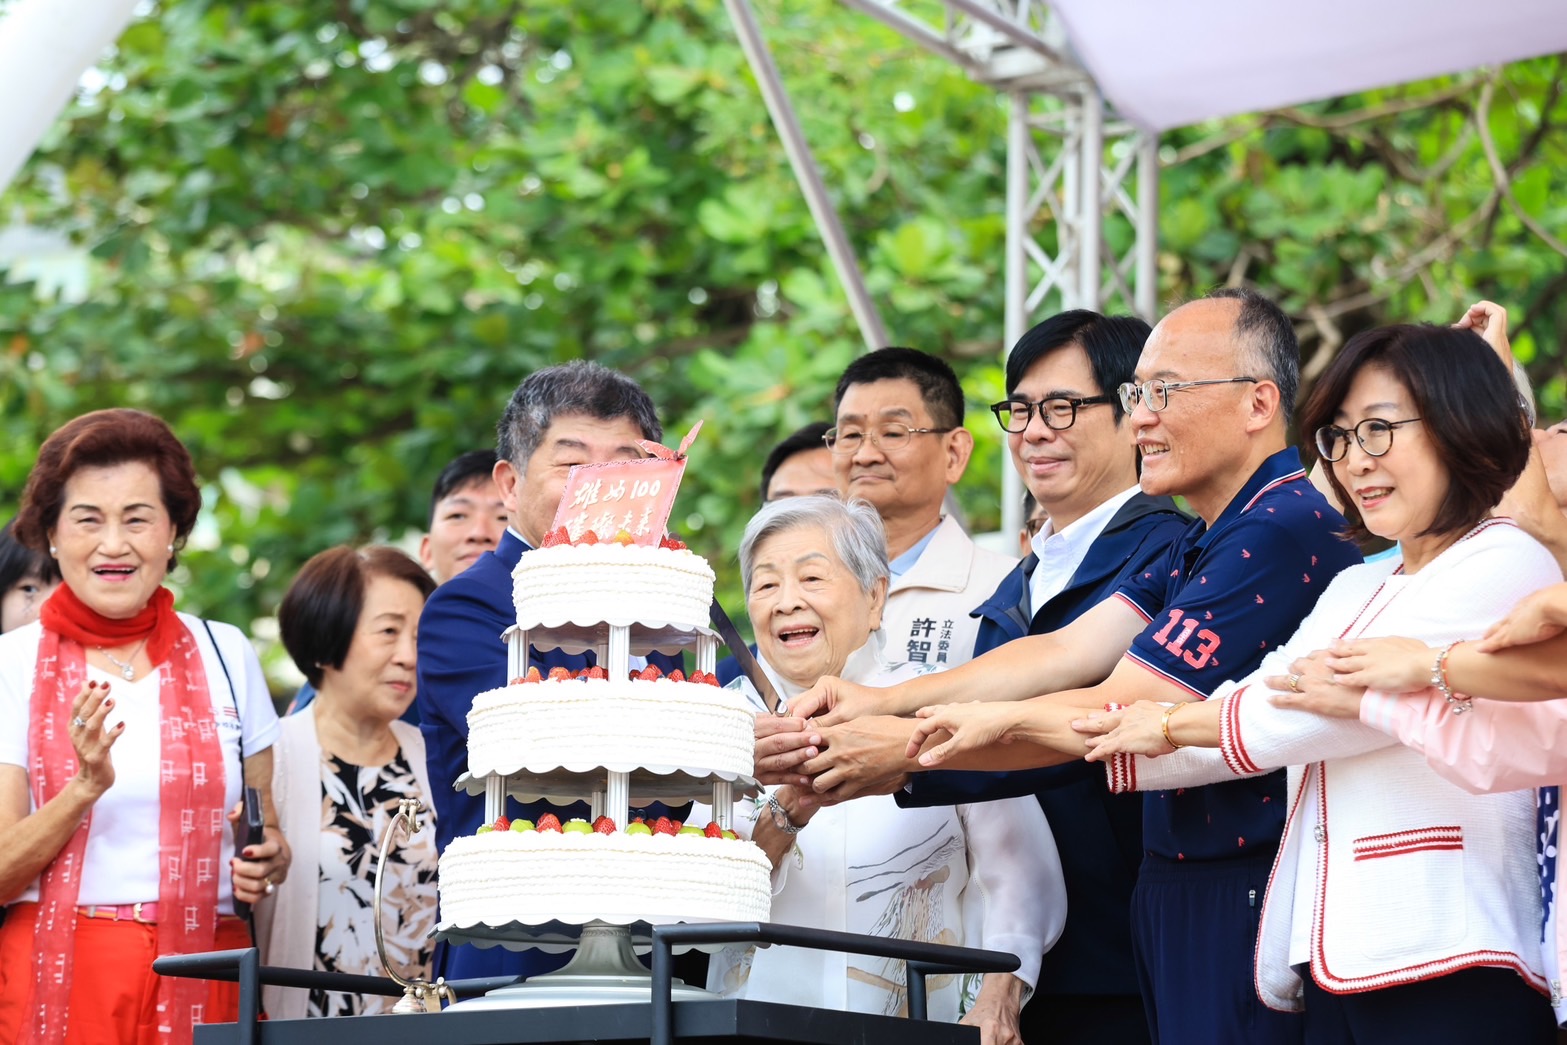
[1027,485,1140,616]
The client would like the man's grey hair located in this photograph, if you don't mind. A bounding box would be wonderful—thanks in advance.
[1206,287,1300,428]
[739,496,889,596]
[496,360,662,471]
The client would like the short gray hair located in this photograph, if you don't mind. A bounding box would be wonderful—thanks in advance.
[1206,287,1300,428]
[497,361,662,471]
[739,496,888,595]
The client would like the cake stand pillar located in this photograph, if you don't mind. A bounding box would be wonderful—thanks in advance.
[510,629,528,680]
[606,772,630,828]
[696,634,716,675]
[607,623,630,675]
[711,780,733,831]
[484,774,505,824]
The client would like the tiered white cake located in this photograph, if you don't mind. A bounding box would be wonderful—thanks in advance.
[438,534,772,934]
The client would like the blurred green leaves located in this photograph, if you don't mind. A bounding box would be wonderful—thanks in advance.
[0,0,1561,694]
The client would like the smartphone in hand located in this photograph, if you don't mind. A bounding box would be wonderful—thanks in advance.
[232,785,265,919]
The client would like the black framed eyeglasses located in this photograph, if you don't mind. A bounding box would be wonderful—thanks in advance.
[1117,377,1259,414]
[990,394,1116,433]
[823,422,955,455]
[1314,417,1424,462]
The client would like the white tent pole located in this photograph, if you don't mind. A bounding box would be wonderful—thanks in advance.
[1000,90,1031,540]
[1076,89,1103,311]
[722,0,892,353]
[1135,133,1159,322]
[0,0,142,195]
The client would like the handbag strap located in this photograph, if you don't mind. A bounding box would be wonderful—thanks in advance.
[200,618,245,767]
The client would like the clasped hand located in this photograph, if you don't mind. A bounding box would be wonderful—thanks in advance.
[753,710,913,802]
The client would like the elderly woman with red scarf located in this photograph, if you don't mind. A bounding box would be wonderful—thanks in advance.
[0,409,288,1045]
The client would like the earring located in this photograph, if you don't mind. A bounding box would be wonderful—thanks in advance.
[49,545,57,556]
[167,544,174,554]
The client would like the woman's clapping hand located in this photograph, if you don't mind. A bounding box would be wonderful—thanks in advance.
[68,681,122,802]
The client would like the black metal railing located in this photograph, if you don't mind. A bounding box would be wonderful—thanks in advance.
[151,950,518,1045]
[157,923,1019,1045]
[649,922,1019,1045]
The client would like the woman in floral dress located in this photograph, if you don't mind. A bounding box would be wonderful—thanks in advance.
[256,546,439,1018]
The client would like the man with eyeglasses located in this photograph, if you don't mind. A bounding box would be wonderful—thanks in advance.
[822,346,1017,670]
[788,290,1363,1045]
[896,310,1188,1045]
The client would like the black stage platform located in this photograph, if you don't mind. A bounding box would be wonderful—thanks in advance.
[193,998,979,1045]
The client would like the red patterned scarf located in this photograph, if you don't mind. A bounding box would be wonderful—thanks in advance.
[27,587,226,1045]
[40,582,182,668]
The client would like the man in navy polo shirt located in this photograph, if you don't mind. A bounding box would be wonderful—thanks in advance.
[790,290,1361,1044]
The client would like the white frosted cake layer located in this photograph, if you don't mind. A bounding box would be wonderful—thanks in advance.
[439,830,772,927]
[467,678,755,780]
[512,544,715,629]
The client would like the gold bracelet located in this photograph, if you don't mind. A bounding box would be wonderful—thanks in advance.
[1160,702,1188,751]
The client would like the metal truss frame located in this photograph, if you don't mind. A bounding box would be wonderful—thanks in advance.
[722,0,1160,535]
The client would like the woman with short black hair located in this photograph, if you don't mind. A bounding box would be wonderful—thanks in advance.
[258,545,438,1018]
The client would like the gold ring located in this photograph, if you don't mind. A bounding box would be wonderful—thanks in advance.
[1286,673,1302,692]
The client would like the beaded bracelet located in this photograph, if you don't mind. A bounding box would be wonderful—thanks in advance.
[765,792,803,834]
[1431,641,1471,714]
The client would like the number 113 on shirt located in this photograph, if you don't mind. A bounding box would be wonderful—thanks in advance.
[1150,609,1221,670]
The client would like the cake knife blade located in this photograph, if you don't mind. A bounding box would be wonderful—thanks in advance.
[707,597,783,715]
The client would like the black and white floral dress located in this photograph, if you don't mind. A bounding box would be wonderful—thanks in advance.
[307,749,438,1017]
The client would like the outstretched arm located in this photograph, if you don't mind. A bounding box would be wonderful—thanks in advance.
[1327,628,1567,704]
[790,597,1146,725]
[905,652,1218,771]
[1359,690,1567,794]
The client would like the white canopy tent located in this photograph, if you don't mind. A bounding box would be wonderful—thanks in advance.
[5,0,1565,211]
[1049,0,1567,132]
[0,0,141,194]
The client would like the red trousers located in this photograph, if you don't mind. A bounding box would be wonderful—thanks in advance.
[0,904,251,1045]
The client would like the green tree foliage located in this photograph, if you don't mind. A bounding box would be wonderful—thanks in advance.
[0,1,1562,688]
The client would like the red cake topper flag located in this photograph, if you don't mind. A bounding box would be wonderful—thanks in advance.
[548,422,703,546]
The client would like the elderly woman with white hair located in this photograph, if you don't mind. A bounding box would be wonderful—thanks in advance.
[703,496,1066,1045]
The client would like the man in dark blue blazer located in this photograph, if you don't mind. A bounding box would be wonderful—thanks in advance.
[416,361,678,983]
[906,490,1184,1044]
